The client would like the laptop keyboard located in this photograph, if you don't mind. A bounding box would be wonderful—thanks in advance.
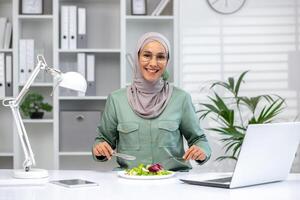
[207,177,232,183]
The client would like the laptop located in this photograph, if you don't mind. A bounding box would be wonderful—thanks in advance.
[180,122,300,189]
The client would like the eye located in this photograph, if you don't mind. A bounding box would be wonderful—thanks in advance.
[142,54,152,59]
[157,55,166,60]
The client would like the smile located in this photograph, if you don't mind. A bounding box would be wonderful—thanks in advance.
[145,67,159,73]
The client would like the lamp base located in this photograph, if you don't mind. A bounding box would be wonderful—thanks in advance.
[13,168,49,179]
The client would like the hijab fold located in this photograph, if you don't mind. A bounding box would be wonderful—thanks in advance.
[127,32,173,119]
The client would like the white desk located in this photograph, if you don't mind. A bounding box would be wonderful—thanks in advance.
[0,170,299,200]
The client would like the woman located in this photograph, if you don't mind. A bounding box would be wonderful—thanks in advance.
[92,32,211,171]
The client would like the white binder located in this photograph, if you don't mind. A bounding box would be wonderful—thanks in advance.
[61,6,69,49]
[19,40,27,85]
[69,6,77,49]
[26,39,35,80]
[0,18,7,48]
[151,0,170,16]
[5,54,12,97]
[0,53,5,98]
[4,22,12,49]
[86,54,96,96]
[77,53,86,96]
[78,7,87,48]
[126,53,134,71]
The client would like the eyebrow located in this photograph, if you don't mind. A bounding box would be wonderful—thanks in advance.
[141,50,166,54]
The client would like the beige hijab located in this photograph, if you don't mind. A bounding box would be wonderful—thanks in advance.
[127,32,173,119]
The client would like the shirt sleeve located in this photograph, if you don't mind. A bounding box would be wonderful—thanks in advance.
[179,93,212,165]
[92,94,118,162]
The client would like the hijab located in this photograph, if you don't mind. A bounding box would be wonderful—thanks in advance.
[127,32,173,119]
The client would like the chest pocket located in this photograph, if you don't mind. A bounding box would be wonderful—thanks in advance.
[158,121,180,147]
[117,123,140,150]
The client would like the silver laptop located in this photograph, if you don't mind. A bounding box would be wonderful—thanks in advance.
[180,122,300,189]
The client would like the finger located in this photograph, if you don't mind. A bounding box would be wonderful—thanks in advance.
[97,146,105,156]
[101,146,111,159]
[197,153,206,161]
[101,144,112,159]
[191,151,201,160]
[93,147,99,156]
[183,146,196,160]
[186,148,199,160]
[103,142,113,155]
[93,144,101,156]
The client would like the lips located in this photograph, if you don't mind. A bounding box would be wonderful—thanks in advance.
[145,67,159,73]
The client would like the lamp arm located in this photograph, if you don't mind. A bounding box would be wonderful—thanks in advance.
[2,55,61,172]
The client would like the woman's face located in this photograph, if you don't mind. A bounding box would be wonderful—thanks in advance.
[138,41,168,82]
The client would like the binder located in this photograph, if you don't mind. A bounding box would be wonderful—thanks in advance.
[0,53,5,98]
[77,53,86,96]
[19,40,27,85]
[26,39,35,80]
[78,7,87,48]
[0,18,7,48]
[86,54,96,96]
[3,22,12,49]
[61,6,69,49]
[126,53,134,71]
[5,54,12,97]
[69,6,77,49]
[151,0,170,16]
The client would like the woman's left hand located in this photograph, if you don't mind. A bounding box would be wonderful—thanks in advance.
[183,145,207,161]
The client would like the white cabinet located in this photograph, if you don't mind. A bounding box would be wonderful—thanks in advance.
[0,0,179,170]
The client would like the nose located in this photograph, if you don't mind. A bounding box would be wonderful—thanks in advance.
[149,56,158,66]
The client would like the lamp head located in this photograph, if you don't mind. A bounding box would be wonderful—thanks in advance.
[58,72,87,93]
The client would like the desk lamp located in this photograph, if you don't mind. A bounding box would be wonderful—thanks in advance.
[2,55,87,179]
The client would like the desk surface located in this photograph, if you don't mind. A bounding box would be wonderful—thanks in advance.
[0,170,299,200]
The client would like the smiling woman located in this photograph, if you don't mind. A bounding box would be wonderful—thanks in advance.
[92,32,212,171]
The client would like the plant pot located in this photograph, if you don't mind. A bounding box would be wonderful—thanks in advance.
[30,112,44,119]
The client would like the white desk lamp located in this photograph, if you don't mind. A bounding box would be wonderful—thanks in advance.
[2,55,87,179]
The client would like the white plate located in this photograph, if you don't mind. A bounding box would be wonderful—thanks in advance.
[117,171,175,180]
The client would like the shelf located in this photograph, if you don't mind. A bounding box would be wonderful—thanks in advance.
[59,152,91,156]
[0,49,13,53]
[19,83,53,87]
[0,153,13,157]
[58,49,121,53]
[18,15,53,20]
[126,16,174,21]
[23,119,54,124]
[59,96,107,100]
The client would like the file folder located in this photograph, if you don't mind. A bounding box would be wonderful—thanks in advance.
[78,7,87,48]
[151,0,170,16]
[19,40,27,85]
[69,6,77,49]
[77,53,86,96]
[0,53,5,98]
[4,22,12,49]
[61,6,69,49]
[5,54,12,97]
[0,18,7,48]
[26,39,35,80]
[86,54,96,96]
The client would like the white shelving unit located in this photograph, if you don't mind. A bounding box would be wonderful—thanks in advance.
[0,0,179,170]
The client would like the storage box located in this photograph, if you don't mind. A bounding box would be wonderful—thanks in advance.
[59,111,101,152]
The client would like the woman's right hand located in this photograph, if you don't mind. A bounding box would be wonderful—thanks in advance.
[93,141,113,160]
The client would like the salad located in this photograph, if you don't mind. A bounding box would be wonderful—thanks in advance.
[125,163,172,176]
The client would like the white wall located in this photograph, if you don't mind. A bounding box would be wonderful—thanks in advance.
[180,0,300,172]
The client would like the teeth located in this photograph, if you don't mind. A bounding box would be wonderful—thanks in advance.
[145,68,159,73]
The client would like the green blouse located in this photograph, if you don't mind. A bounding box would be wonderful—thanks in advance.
[92,87,211,171]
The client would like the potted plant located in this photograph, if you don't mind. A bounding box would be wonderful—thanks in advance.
[197,71,286,161]
[20,92,53,119]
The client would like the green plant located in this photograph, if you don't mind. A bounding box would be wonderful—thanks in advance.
[197,71,286,161]
[20,92,53,118]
